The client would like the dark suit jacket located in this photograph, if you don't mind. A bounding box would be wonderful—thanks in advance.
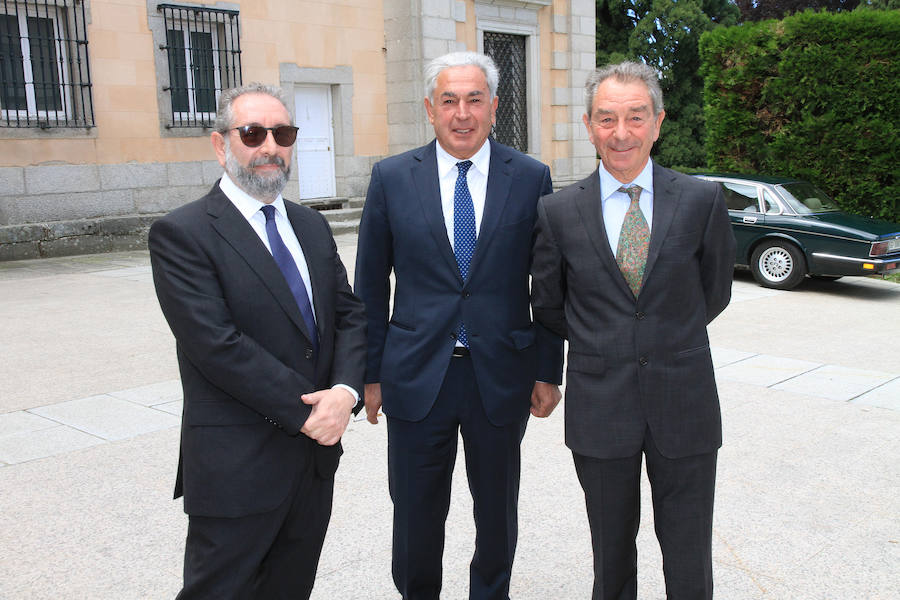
[531,164,735,459]
[355,139,564,426]
[149,182,366,518]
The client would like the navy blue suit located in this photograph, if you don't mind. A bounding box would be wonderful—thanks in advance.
[355,139,563,599]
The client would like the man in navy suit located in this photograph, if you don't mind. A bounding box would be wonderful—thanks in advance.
[149,83,366,599]
[355,52,564,600]
[531,62,735,599]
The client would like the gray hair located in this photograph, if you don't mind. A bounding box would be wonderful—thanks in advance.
[424,51,499,102]
[584,62,664,117]
[214,83,292,132]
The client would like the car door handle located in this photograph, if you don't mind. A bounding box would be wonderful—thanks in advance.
[742,216,758,224]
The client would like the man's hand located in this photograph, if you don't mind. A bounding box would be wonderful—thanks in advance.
[300,387,356,446]
[530,381,562,418]
[364,382,383,424]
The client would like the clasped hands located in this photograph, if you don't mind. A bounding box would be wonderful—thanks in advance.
[300,387,356,446]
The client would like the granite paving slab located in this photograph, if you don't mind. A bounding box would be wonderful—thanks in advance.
[852,376,900,410]
[29,394,180,441]
[712,346,757,368]
[715,354,823,387]
[107,379,182,407]
[0,410,59,437]
[773,364,897,402]
[0,425,104,464]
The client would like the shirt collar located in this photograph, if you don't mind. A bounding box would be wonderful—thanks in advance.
[435,138,491,179]
[219,171,287,220]
[598,158,655,202]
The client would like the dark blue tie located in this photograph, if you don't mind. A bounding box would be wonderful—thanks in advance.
[261,204,319,354]
[454,160,476,347]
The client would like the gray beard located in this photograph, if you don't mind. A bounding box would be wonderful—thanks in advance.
[224,140,291,201]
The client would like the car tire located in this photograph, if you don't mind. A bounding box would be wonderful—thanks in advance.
[750,240,807,290]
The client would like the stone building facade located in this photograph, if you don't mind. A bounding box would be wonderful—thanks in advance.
[0,0,595,259]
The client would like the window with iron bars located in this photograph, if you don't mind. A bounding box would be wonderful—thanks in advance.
[0,0,94,128]
[157,3,241,128]
[484,32,527,153]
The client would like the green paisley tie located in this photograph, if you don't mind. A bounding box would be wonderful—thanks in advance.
[616,185,650,297]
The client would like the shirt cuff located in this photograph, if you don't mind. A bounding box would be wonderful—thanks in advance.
[332,383,359,403]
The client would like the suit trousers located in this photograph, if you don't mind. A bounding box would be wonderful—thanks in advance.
[573,428,717,600]
[176,437,334,600]
[387,355,528,600]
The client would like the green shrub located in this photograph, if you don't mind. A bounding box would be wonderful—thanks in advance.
[701,10,900,221]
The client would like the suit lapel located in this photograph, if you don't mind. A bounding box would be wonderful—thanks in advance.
[467,138,511,281]
[643,164,679,285]
[411,141,461,282]
[573,174,634,297]
[207,187,314,343]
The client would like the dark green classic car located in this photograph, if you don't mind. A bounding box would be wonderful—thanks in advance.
[694,174,900,290]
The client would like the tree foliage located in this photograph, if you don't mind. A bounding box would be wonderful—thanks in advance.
[595,0,738,169]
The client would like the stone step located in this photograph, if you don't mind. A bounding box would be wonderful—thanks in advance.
[299,197,347,211]
[320,207,362,223]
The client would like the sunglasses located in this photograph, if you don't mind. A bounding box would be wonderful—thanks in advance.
[230,125,299,148]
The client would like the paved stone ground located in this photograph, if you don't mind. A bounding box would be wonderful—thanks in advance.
[1,236,898,599]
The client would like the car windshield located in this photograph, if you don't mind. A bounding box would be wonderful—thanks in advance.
[776,182,840,214]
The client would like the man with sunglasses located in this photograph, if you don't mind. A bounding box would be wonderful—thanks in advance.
[149,83,366,599]
[355,52,564,600]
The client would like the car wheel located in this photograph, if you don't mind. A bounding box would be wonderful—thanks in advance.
[750,240,807,290]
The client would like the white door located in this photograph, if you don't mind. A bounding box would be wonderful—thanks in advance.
[294,86,336,199]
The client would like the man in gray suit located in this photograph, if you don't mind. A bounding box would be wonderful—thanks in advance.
[530,62,735,599]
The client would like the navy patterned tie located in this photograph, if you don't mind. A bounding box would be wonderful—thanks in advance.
[261,204,319,354]
[454,160,476,347]
[616,185,650,297]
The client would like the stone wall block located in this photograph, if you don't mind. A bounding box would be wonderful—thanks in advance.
[422,0,452,18]
[422,16,456,41]
[201,160,223,186]
[452,1,466,22]
[46,220,98,240]
[571,0,596,17]
[100,162,167,190]
[0,167,25,196]
[98,216,151,236]
[167,161,205,187]
[12,192,103,224]
[135,186,204,214]
[110,230,150,252]
[0,241,40,261]
[515,8,539,24]
[388,101,422,125]
[40,235,113,258]
[24,164,99,195]
[571,34,594,53]
[423,38,453,60]
[0,224,43,244]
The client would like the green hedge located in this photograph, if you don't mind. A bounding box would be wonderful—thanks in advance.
[700,10,900,221]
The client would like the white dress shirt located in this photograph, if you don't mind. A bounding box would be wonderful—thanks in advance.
[219,173,359,402]
[436,140,490,249]
[598,159,655,256]
[220,173,317,319]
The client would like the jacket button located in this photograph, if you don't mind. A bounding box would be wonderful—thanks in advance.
[639,356,649,366]
[462,291,470,298]
[635,312,645,320]
[305,348,313,359]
